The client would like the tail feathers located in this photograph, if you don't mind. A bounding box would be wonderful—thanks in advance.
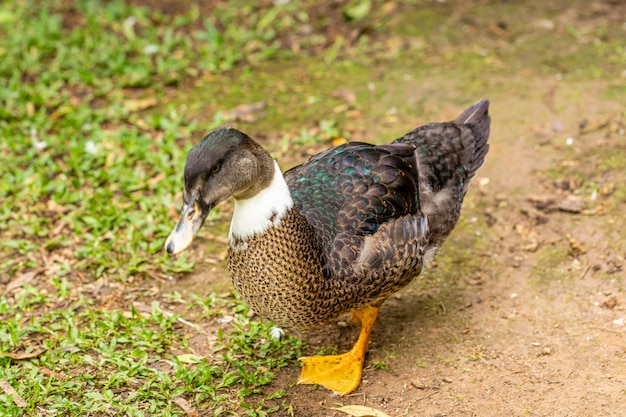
[454,99,489,125]
[455,99,490,180]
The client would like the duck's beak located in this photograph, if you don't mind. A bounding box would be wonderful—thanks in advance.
[165,198,211,255]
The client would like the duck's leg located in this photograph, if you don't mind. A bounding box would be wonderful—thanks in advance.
[297,305,380,396]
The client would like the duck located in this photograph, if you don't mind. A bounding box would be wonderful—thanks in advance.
[165,99,490,396]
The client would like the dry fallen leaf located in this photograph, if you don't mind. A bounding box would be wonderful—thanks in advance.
[331,88,357,105]
[39,367,68,381]
[5,269,41,294]
[567,234,587,256]
[220,101,267,122]
[173,396,199,417]
[332,405,393,417]
[0,380,27,408]
[123,97,158,112]
[0,349,46,360]
[176,354,203,364]
[332,137,348,146]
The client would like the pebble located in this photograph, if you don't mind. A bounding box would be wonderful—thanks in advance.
[558,195,586,213]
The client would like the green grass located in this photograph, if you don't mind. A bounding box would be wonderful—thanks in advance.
[0,0,383,415]
[0,285,302,416]
[0,0,208,280]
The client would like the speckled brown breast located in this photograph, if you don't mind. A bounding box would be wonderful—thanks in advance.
[227,208,423,330]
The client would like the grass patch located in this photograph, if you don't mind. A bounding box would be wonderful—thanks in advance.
[0,284,302,415]
[0,0,385,414]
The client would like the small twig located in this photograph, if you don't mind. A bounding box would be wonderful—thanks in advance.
[75,269,88,283]
[39,367,68,381]
[0,380,27,408]
[176,317,206,334]
[590,326,621,334]
[481,356,496,368]
[414,389,440,402]
[343,391,366,401]
[145,269,169,281]
[579,265,591,280]
[439,301,447,315]
[579,112,617,135]
[172,396,199,417]
[405,386,440,415]
[158,307,206,334]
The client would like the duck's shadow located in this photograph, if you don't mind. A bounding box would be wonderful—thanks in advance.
[291,276,468,360]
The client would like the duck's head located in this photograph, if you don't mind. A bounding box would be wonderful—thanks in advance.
[165,127,274,255]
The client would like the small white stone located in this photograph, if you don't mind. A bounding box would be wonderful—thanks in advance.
[85,140,99,155]
[217,315,234,324]
[270,326,285,339]
[143,44,158,55]
[31,128,47,150]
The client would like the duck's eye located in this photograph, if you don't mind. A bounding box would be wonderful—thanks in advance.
[211,163,221,174]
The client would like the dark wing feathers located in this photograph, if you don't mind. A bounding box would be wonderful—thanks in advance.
[349,213,428,301]
[284,142,420,274]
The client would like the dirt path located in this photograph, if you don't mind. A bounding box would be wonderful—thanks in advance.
[158,2,626,415]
